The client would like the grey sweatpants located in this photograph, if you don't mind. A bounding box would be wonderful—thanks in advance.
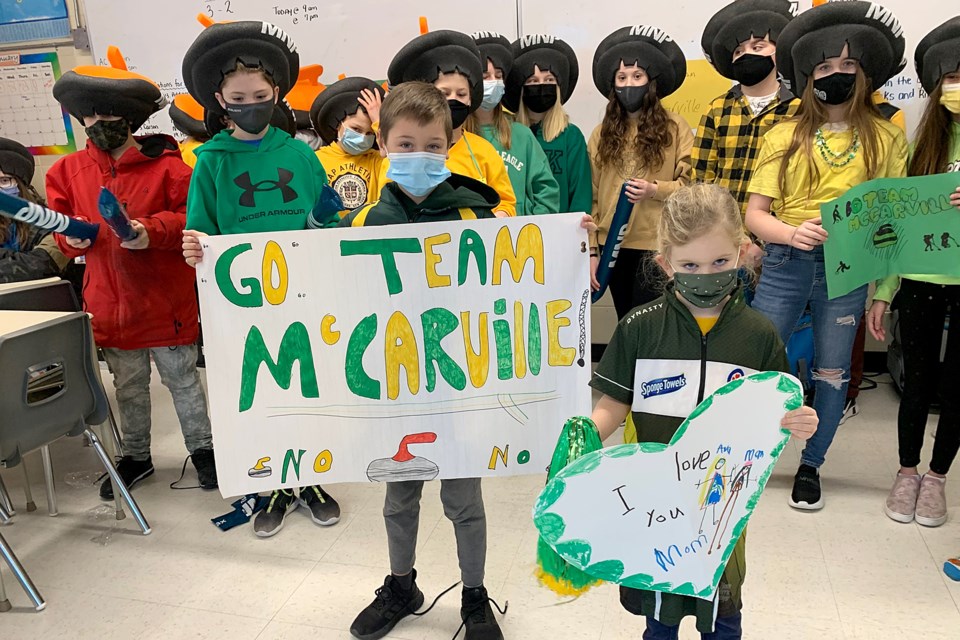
[384,478,487,587]
[101,345,212,461]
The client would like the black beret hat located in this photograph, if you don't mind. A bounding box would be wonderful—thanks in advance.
[0,137,34,185]
[309,77,385,145]
[472,31,514,76]
[776,1,906,97]
[204,99,297,137]
[387,30,484,113]
[53,46,165,133]
[915,16,960,94]
[592,25,687,98]
[169,93,208,140]
[701,0,795,79]
[503,34,579,112]
[182,20,300,115]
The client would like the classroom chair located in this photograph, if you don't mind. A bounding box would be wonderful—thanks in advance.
[0,310,151,612]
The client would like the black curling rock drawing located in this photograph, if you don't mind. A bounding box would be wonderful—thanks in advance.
[366,432,439,482]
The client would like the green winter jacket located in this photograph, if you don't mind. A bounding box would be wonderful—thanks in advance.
[477,122,560,215]
[340,174,499,227]
[590,285,789,633]
[186,126,334,236]
[530,122,592,215]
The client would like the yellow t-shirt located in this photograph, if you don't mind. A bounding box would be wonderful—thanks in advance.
[695,316,718,334]
[748,119,908,227]
[316,143,382,216]
[180,137,204,169]
[374,130,518,216]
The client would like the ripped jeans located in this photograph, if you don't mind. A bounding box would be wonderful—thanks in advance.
[752,243,867,468]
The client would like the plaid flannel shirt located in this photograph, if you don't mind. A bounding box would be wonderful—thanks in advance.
[692,85,800,215]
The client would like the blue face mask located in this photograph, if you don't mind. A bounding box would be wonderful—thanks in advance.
[1,185,20,198]
[481,79,506,110]
[340,127,375,155]
[386,152,451,197]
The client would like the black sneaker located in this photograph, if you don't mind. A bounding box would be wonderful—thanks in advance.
[253,489,298,537]
[99,456,155,501]
[299,484,340,526]
[190,448,218,490]
[460,585,505,640]
[350,572,424,640]
[789,464,824,511]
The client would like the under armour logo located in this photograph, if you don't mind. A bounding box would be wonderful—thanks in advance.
[234,169,298,208]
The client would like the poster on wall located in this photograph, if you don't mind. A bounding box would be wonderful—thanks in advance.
[196,214,593,497]
[0,52,76,154]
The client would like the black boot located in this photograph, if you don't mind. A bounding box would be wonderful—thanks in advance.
[350,570,424,640]
[461,585,504,640]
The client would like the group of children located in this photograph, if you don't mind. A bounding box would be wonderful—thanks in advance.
[1,0,959,638]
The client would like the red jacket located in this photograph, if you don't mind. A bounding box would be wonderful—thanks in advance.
[49,136,198,350]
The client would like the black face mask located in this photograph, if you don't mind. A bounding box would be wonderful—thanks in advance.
[85,119,130,151]
[447,99,471,130]
[813,73,857,106]
[522,84,559,114]
[224,99,274,134]
[731,54,775,87]
[615,85,648,112]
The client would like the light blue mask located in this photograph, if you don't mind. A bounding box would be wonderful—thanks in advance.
[0,185,20,198]
[386,152,451,197]
[340,128,375,155]
[481,79,506,110]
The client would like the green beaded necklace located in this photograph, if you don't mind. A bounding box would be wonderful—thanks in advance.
[815,127,860,168]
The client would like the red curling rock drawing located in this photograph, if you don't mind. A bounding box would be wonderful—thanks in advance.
[366,433,439,482]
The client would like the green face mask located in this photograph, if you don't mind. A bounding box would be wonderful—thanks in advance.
[672,267,739,308]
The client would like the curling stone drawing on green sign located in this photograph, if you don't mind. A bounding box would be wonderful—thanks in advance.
[532,372,802,599]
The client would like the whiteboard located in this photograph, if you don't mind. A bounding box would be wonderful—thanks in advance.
[82,0,519,137]
[521,0,942,138]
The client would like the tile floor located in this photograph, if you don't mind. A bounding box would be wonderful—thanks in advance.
[1,368,960,639]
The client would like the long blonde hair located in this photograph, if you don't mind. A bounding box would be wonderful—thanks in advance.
[465,103,513,149]
[516,85,570,142]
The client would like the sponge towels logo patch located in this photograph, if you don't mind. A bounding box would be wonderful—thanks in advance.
[640,374,687,399]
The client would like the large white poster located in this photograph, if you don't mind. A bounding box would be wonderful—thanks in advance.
[196,214,592,497]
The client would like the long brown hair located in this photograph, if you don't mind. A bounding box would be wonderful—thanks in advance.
[775,68,885,198]
[909,82,953,177]
[0,176,44,247]
[596,79,675,175]
[465,102,513,150]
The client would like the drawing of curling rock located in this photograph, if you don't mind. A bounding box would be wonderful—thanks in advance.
[248,457,272,478]
[367,433,439,482]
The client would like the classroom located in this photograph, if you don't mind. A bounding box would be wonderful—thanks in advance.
[1,0,960,638]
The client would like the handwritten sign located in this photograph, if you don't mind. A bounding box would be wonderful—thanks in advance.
[533,372,801,600]
[196,214,592,497]
[822,173,960,299]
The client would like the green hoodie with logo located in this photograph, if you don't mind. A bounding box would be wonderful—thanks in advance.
[186,126,334,235]
[477,121,560,215]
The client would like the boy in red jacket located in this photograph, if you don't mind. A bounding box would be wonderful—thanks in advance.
[49,49,216,499]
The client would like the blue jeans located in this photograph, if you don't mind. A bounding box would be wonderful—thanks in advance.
[751,243,867,468]
[643,613,743,639]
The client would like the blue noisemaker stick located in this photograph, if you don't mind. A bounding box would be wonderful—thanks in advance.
[97,187,138,242]
[0,190,100,243]
[591,182,632,303]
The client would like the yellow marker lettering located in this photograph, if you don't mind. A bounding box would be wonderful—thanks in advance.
[313,449,333,473]
[321,314,340,345]
[460,311,489,388]
[488,445,509,470]
[546,299,575,366]
[385,311,420,400]
[513,301,526,379]
[492,224,544,285]
[261,240,288,305]
[424,233,452,288]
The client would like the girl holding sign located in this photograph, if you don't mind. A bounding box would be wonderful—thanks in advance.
[588,26,694,319]
[866,16,960,528]
[589,183,818,638]
[745,0,908,511]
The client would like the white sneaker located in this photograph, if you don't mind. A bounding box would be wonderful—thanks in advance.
[839,398,859,425]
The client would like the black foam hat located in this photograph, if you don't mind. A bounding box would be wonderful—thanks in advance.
[0,137,34,185]
[592,26,687,98]
[387,30,484,112]
[182,20,300,115]
[775,1,906,97]
[472,31,514,76]
[915,16,960,94]
[701,0,795,79]
[169,93,208,140]
[503,34,579,112]
[309,77,384,145]
[203,99,297,137]
[53,46,165,133]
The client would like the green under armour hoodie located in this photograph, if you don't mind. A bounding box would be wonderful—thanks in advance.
[529,122,593,215]
[477,121,560,215]
[186,126,331,236]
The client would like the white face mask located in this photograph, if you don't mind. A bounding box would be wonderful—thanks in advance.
[481,79,506,110]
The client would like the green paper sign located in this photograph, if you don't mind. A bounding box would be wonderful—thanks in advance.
[822,173,960,299]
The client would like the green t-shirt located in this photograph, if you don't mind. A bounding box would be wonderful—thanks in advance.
[476,122,560,215]
[186,126,332,236]
[530,122,593,214]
